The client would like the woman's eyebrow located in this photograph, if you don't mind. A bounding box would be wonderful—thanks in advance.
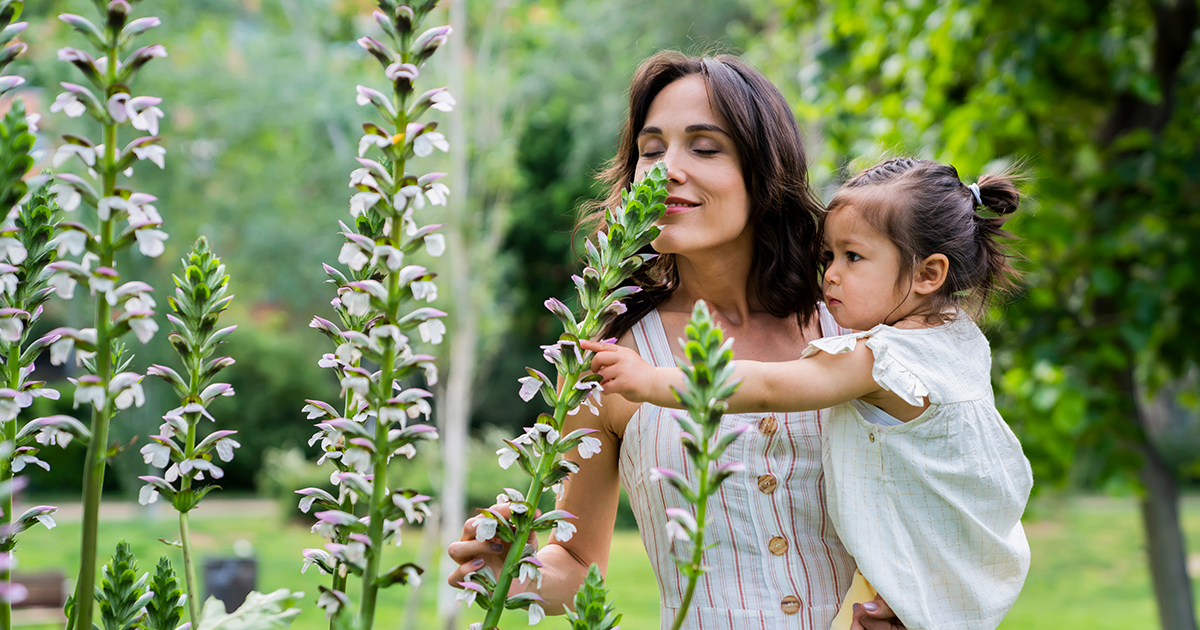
[637,124,731,137]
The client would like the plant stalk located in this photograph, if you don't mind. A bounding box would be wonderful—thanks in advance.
[178,413,201,627]
[71,33,120,630]
[669,465,709,630]
[1,344,19,630]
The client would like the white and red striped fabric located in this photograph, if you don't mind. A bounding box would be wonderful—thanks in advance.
[619,306,856,630]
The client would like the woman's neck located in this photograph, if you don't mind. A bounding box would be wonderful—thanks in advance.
[663,240,758,326]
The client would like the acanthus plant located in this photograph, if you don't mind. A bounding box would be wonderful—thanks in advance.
[459,162,668,629]
[137,237,239,629]
[295,2,451,629]
[653,301,746,630]
[44,1,170,629]
[1,6,89,626]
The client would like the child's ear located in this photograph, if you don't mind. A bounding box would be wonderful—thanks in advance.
[912,253,949,295]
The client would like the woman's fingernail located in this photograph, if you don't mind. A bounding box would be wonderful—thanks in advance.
[863,602,878,613]
[472,558,484,568]
[491,542,503,552]
[852,604,860,613]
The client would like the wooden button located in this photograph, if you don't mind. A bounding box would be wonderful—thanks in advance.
[780,595,801,615]
[757,474,778,494]
[768,536,788,556]
[758,415,778,435]
[868,432,876,443]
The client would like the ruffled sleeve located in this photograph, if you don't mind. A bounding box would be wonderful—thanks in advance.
[800,330,871,359]
[865,335,929,407]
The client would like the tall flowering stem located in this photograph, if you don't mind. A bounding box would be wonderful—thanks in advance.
[463,163,668,629]
[46,2,169,629]
[1,11,81,627]
[297,2,450,629]
[655,301,745,630]
[138,237,238,629]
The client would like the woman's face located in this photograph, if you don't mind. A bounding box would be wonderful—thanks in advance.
[634,75,751,257]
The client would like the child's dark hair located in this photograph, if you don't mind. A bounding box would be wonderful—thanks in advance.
[827,157,1022,321]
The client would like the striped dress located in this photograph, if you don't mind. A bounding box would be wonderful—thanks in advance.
[619,307,856,630]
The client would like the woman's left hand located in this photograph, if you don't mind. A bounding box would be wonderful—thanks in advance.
[850,595,906,630]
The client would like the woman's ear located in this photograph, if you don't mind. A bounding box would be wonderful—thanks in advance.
[912,253,949,296]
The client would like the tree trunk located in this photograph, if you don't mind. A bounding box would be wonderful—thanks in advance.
[437,1,471,626]
[1138,392,1198,630]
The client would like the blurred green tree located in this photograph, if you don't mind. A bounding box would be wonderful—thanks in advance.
[749,1,1200,627]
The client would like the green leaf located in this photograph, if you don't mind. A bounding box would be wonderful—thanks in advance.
[196,589,303,630]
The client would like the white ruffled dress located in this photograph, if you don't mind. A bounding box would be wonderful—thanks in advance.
[804,315,1033,630]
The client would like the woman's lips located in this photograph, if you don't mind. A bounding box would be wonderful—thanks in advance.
[664,197,699,215]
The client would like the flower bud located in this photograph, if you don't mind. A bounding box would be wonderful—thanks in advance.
[413,25,451,64]
[107,0,132,31]
[357,36,393,69]
[394,6,415,34]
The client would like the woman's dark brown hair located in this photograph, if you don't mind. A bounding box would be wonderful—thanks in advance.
[826,157,1022,322]
[580,51,825,340]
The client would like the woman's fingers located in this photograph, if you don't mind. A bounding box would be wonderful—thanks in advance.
[445,504,518,588]
[849,595,905,630]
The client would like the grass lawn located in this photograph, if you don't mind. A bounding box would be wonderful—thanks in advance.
[9,495,1200,629]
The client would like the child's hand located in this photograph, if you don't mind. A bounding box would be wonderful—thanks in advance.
[581,339,665,405]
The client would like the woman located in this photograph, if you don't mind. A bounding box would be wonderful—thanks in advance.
[448,51,902,630]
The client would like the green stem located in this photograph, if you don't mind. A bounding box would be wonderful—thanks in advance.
[1,343,19,630]
[669,464,709,630]
[481,375,577,630]
[356,190,405,630]
[70,32,119,630]
[178,415,200,628]
[179,512,201,627]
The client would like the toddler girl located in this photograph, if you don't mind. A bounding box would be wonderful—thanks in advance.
[583,158,1033,630]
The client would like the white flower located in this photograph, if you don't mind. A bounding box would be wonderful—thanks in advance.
[132,228,167,258]
[411,280,437,302]
[107,93,130,123]
[214,437,240,462]
[424,233,445,257]
[518,377,542,403]
[316,589,346,620]
[358,134,391,157]
[0,317,21,343]
[25,113,40,133]
[349,192,381,217]
[11,453,48,472]
[48,272,77,300]
[0,272,15,296]
[413,131,449,157]
[527,602,545,626]
[127,96,165,136]
[341,290,372,317]
[114,381,145,410]
[370,245,403,271]
[429,90,456,113]
[473,516,498,542]
[0,238,25,265]
[129,316,159,343]
[456,585,479,608]
[54,231,89,257]
[138,484,159,505]
[394,443,417,459]
[338,242,370,272]
[74,383,106,410]
[425,182,450,206]
[53,145,96,168]
[141,442,171,468]
[50,92,86,118]
[418,319,446,345]
[554,519,576,542]
[578,435,602,459]
[301,549,333,574]
[133,145,166,169]
[49,183,81,212]
[665,519,689,541]
[341,446,371,473]
[496,445,519,470]
[518,561,542,589]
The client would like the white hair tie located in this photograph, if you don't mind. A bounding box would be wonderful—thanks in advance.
[968,183,982,207]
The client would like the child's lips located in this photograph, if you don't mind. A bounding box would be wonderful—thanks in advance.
[826,297,842,307]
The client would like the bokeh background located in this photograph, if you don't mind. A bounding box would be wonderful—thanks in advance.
[5,0,1200,629]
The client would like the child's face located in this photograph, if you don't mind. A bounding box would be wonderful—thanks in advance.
[821,205,914,330]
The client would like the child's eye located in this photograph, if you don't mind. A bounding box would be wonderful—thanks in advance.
[846,251,863,262]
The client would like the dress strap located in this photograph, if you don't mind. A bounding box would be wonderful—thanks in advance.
[631,309,677,368]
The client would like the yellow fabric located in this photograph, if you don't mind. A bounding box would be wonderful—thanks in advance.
[830,570,878,630]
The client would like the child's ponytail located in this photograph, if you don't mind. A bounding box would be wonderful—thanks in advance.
[971,173,1022,310]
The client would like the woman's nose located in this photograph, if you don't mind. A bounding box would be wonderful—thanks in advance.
[664,152,687,185]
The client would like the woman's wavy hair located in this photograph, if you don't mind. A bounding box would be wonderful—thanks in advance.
[576,51,824,341]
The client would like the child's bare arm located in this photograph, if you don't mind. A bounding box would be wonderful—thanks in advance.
[581,340,683,408]
[583,339,881,414]
[725,345,880,414]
